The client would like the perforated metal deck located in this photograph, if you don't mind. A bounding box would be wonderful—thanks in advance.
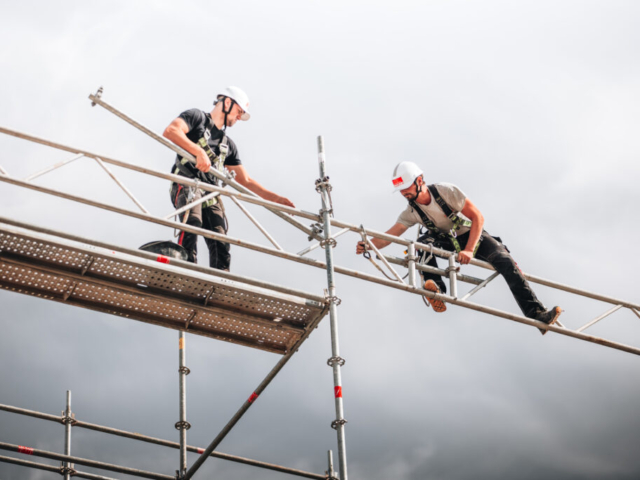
[0,223,329,354]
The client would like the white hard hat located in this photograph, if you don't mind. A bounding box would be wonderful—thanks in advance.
[217,86,251,121]
[391,161,423,192]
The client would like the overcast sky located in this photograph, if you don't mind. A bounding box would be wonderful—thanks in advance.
[1,1,640,479]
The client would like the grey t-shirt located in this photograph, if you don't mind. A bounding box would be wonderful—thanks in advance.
[397,183,471,235]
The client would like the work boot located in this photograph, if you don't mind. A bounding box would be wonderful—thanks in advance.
[535,306,562,335]
[423,280,446,313]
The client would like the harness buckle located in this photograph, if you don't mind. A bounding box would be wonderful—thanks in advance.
[219,143,229,156]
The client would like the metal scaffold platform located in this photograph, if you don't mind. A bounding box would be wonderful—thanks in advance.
[0,87,639,480]
[0,222,328,355]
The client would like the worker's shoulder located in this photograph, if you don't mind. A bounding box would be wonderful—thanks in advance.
[178,108,207,124]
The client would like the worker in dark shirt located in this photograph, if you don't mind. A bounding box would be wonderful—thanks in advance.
[163,86,294,270]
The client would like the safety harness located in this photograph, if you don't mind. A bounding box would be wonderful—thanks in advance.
[410,184,481,256]
[172,114,229,208]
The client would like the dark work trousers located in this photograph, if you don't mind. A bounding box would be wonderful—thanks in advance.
[419,231,545,318]
[170,183,230,270]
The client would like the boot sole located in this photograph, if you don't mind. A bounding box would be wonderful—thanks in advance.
[424,280,446,313]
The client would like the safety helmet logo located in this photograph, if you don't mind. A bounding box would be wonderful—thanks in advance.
[392,176,404,187]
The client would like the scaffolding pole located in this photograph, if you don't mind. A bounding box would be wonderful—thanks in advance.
[177,332,189,478]
[0,441,174,480]
[317,136,348,480]
[87,89,321,241]
[0,403,325,479]
[182,301,328,480]
[63,390,73,480]
[0,454,119,480]
[0,170,638,355]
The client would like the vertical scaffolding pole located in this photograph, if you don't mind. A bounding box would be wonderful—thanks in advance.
[408,243,417,288]
[63,390,72,480]
[317,136,348,480]
[177,332,190,478]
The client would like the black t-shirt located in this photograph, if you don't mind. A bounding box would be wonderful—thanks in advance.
[177,108,242,167]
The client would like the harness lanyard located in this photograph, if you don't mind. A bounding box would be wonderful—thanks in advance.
[411,185,481,256]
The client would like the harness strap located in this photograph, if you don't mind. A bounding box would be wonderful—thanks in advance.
[173,115,229,207]
[411,185,480,255]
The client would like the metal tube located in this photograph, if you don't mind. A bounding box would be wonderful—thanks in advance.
[85,96,319,240]
[448,255,458,299]
[327,450,335,479]
[2,124,636,312]
[24,153,84,181]
[64,390,72,480]
[0,455,120,480]
[317,136,348,480]
[178,332,188,477]
[163,191,221,220]
[0,216,326,303]
[0,441,174,480]
[408,243,417,288]
[230,196,283,250]
[362,228,405,284]
[384,254,485,286]
[633,309,640,320]
[0,126,319,223]
[1,211,639,357]
[183,307,328,480]
[460,272,500,301]
[6,123,636,310]
[576,304,623,333]
[0,403,325,479]
[298,228,350,256]
[0,164,7,175]
[93,157,149,214]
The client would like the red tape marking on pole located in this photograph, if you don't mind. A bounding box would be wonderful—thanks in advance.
[248,392,259,404]
[157,255,170,264]
[18,446,34,455]
[334,386,342,398]
[197,448,205,454]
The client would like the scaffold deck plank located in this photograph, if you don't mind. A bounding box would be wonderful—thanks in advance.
[0,223,329,354]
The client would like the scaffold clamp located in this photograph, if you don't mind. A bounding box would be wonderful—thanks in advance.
[324,291,342,306]
[320,237,338,248]
[331,419,348,430]
[315,176,333,193]
[327,356,346,367]
[60,412,76,426]
[60,464,77,476]
[308,223,324,242]
[175,420,191,431]
[179,366,191,375]
[90,86,103,107]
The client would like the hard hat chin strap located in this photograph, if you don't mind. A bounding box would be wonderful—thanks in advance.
[406,176,422,203]
[221,97,237,132]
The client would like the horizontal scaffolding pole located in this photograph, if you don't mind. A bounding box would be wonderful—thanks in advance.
[0,441,174,480]
[0,173,638,356]
[0,216,326,304]
[1,127,640,355]
[85,95,320,240]
[0,454,119,480]
[0,403,324,479]
[4,124,636,314]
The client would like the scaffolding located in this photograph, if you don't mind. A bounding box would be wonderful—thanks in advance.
[0,88,639,479]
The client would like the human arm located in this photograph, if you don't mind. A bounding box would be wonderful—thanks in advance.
[226,164,295,207]
[356,222,408,254]
[457,198,484,265]
[162,117,212,173]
